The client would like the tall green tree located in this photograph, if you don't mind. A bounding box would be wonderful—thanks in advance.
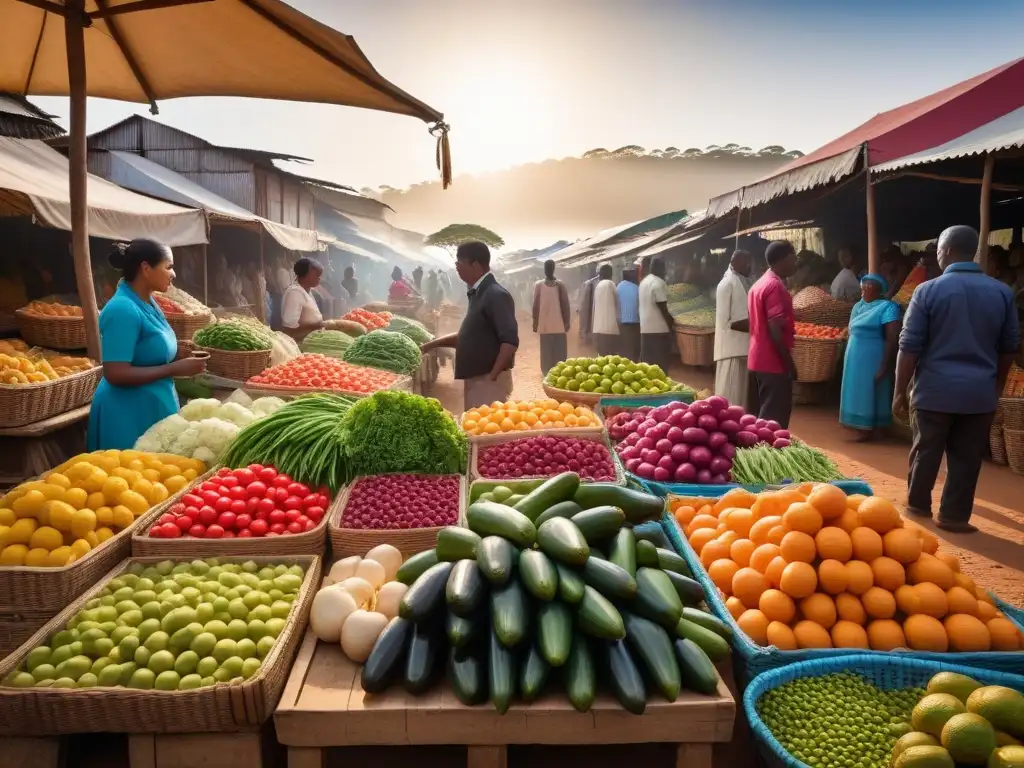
[425,224,505,255]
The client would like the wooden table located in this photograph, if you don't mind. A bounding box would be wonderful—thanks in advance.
[275,631,736,768]
[0,405,89,487]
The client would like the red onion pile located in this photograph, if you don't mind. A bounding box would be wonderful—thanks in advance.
[478,435,616,481]
[342,474,460,530]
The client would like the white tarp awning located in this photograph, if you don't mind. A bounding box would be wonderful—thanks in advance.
[0,138,207,245]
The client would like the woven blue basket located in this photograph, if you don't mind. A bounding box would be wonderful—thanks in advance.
[636,478,874,499]
[595,393,695,422]
[744,654,1024,768]
[661,513,1024,683]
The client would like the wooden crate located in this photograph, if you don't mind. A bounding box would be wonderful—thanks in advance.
[274,631,736,768]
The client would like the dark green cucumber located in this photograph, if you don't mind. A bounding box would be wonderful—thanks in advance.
[536,517,589,565]
[398,561,453,624]
[361,616,412,694]
[446,559,487,617]
[448,646,487,705]
[635,539,659,567]
[665,571,706,606]
[634,525,671,550]
[488,626,516,714]
[570,505,625,543]
[673,638,719,695]
[513,471,580,520]
[534,500,583,528]
[435,527,481,561]
[396,549,439,585]
[573,484,663,522]
[674,617,731,661]
[581,557,637,600]
[537,601,572,667]
[589,548,606,560]
[604,639,646,715]
[446,610,478,649]
[622,611,680,701]
[555,563,585,604]
[518,549,558,601]
[577,585,625,640]
[466,501,536,547]
[608,527,637,577]
[477,536,515,586]
[403,623,441,694]
[680,607,733,639]
[519,643,550,702]
[491,579,528,648]
[656,547,693,578]
[565,635,596,713]
[633,567,683,629]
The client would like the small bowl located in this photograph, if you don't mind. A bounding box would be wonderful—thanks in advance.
[190,350,211,361]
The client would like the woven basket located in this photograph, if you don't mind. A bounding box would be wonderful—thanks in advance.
[0,554,320,736]
[244,375,412,400]
[202,347,271,381]
[0,608,54,661]
[791,381,826,405]
[792,336,842,383]
[674,327,715,367]
[174,340,196,362]
[14,310,86,350]
[165,312,213,342]
[469,430,625,485]
[1000,396,1024,431]
[990,406,1007,465]
[0,366,101,428]
[541,382,602,407]
[329,474,466,558]
[1004,428,1024,475]
[792,297,855,327]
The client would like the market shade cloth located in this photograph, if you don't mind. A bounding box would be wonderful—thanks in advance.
[0,137,207,245]
[106,149,321,251]
[552,211,689,264]
[707,55,1024,217]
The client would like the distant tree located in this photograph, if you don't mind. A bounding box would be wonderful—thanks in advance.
[649,149,664,157]
[705,144,721,152]
[662,147,680,158]
[783,150,805,159]
[758,145,786,156]
[612,145,646,157]
[378,184,396,192]
[682,148,703,157]
[722,143,740,151]
[582,148,610,159]
[425,224,505,255]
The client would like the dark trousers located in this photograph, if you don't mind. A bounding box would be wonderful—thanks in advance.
[539,333,568,375]
[620,323,641,363]
[594,333,619,357]
[754,371,793,429]
[908,409,993,524]
[640,332,673,373]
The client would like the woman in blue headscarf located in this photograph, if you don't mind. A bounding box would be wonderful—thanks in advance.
[839,273,901,440]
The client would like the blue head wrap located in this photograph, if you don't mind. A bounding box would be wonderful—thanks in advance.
[860,273,889,293]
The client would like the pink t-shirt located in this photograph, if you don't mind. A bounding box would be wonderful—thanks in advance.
[747,270,794,374]
[389,280,413,299]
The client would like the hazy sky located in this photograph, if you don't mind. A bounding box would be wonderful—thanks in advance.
[33,0,1024,190]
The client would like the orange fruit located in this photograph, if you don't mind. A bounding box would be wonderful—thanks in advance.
[808,483,848,520]
[976,601,998,622]
[708,559,741,595]
[759,589,796,624]
[953,572,977,594]
[831,620,870,649]
[976,587,995,605]
[780,562,817,599]
[725,596,746,619]
[945,586,979,617]
[749,516,783,544]
[800,593,837,629]
[861,586,897,619]
[847,494,867,509]
[904,614,948,652]
[686,514,720,537]
[717,530,739,547]
[943,613,991,652]
[733,567,770,608]
[783,502,824,535]
[815,527,853,562]
[737,609,770,646]
[714,487,758,513]
[850,527,884,562]
[730,538,757,567]
[911,525,940,555]
[721,508,754,537]
[987,618,1022,651]
[934,551,961,573]
[766,621,798,650]
[913,583,949,618]
[870,557,906,591]
[765,556,788,589]
[689,528,718,555]
[673,505,698,528]
[835,593,867,624]
[882,528,923,564]
[835,508,861,533]
[907,553,956,590]
[766,525,788,545]
[844,561,874,595]
[867,619,907,651]
[793,620,833,649]
[817,559,848,595]
[700,540,732,568]
[857,497,902,534]
[749,543,781,574]
[779,531,817,564]
[895,584,921,615]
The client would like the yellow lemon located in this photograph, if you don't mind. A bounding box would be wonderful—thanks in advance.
[45,473,71,490]
[82,469,108,495]
[65,462,96,483]
[62,488,88,510]
[47,546,73,566]
[111,467,139,484]
[148,483,169,505]
[88,454,119,474]
[156,463,179,481]
[0,508,15,526]
[111,506,134,530]
[127,459,145,473]
[84,531,99,548]
[119,491,149,517]
[7,518,37,545]
[130,479,153,501]
[0,525,8,547]
[182,469,197,482]
[29,526,63,551]
[0,544,28,565]
[163,476,187,495]
[142,468,162,483]
[46,501,75,532]
[101,476,129,503]
[12,490,45,518]
[86,492,106,512]
[69,539,92,559]
[118,449,143,466]
[95,506,114,526]
[95,527,114,543]
[24,548,51,567]
[70,509,97,539]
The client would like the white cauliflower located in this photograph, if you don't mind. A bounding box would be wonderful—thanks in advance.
[216,401,256,428]
[224,389,253,408]
[251,397,286,418]
[194,418,241,458]
[135,413,190,453]
[180,398,222,422]
[168,424,202,456]
[191,446,218,465]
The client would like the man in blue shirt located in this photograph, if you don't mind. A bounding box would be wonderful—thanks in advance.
[617,268,641,362]
[895,225,1020,533]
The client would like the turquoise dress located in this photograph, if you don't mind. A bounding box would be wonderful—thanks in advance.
[87,281,179,450]
[839,298,901,430]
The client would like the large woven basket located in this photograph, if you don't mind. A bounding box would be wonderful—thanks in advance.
[174,340,196,362]
[792,297,855,327]
[202,347,271,381]
[674,327,715,367]
[990,406,1007,465]
[165,312,212,342]
[1000,396,1024,431]
[469,430,625,485]
[14,310,86,350]
[541,382,602,407]
[792,336,842,383]
[0,366,101,428]
[328,474,466,558]
[791,381,826,406]
[0,607,53,661]
[1004,427,1024,475]
[0,554,320,735]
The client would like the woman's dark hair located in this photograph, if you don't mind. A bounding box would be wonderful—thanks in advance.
[391,266,403,281]
[294,257,323,279]
[343,266,355,279]
[108,238,170,282]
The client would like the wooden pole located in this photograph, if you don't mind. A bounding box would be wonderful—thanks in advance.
[65,0,101,360]
[202,243,208,305]
[257,229,266,322]
[978,154,995,269]
[864,145,879,274]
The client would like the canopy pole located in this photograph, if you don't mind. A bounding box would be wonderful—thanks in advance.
[202,243,208,305]
[864,146,879,274]
[257,229,266,322]
[978,154,995,269]
[66,0,101,361]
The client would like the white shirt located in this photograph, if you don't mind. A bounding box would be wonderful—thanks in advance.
[638,274,670,333]
[830,268,861,301]
[592,279,620,335]
[281,283,322,329]
[714,268,751,361]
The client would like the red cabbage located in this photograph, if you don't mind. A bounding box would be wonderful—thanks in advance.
[682,427,709,444]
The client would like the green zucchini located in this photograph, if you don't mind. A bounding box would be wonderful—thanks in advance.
[655,547,693,578]
[622,611,680,701]
[665,571,706,606]
[581,557,637,601]
[674,617,731,662]
[635,539,659,568]
[477,536,515,586]
[360,616,412,694]
[446,559,487,617]
[589,548,606,560]
[680,607,733,639]
[633,567,683,629]
[519,643,550,702]
[505,494,525,506]
[534,500,583,528]
[492,579,528,648]
[604,639,646,715]
[571,505,625,543]
[488,626,516,714]
[565,635,596,713]
[435,528,482,562]
[446,610,478,649]
[448,646,487,705]
[634,525,671,550]
[398,561,453,624]
[396,549,439,585]
[608,527,637,577]
[466,501,536,547]
[403,623,441,694]
[536,517,589,565]
[512,471,579,520]
[518,549,558,601]
[537,601,573,667]
[673,638,719,695]
[573,484,663,522]
[555,563,585,604]
[577,586,625,640]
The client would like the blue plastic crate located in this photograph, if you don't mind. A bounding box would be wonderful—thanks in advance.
[634,477,874,499]
[596,393,695,423]
[744,654,1024,768]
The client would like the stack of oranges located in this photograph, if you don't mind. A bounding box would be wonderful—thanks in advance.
[672,485,1022,653]
[460,400,598,436]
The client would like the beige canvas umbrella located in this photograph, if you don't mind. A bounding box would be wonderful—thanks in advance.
[1,0,450,357]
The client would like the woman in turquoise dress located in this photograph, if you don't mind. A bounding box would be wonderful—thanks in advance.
[839,273,901,440]
[87,239,206,450]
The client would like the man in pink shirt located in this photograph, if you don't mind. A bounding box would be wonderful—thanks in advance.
[747,240,798,428]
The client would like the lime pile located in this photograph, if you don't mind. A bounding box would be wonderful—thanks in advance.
[2,558,304,691]
[757,672,924,768]
[544,356,679,395]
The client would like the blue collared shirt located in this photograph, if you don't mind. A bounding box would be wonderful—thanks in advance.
[617,280,640,324]
[900,261,1020,414]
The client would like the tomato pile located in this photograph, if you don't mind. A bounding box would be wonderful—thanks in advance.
[478,435,617,481]
[247,353,399,392]
[795,322,846,340]
[341,474,460,530]
[342,308,390,330]
[148,465,330,539]
[153,294,185,314]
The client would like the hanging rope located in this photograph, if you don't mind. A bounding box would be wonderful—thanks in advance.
[430,121,452,189]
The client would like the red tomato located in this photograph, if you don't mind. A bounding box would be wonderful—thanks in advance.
[258,467,277,483]
[317,494,330,508]
[199,490,220,507]
[229,499,247,515]
[222,530,236,538]
[228,486,248,502]
[159,513,177,526]
[274,487,290,504]
[169,502,187,516]
[235,513,252,529]
[198,506,218,525]
[216,468,231,478]
[205,524,224,539]
[246,464,264,474]
[286,521,304,534]
[161,522,181,538]
[214,496,232,514]
[200,481,219,494]
[220,475,239,489]
[287,482,309,498]
[249,519,269,536]
[305,506,324,523]
[182,494,203,509]
[284,509,300,523]
[269,510,287,525]
[272,474,292,488]
[247,481,268,498]
[284,496,303,511]
[245,496,261,514]
[183,506,201,520]
[149,525,163,538]
[188,524,206,538]
[174,517,192,533]
[237,529,253,538]
[269,522,287,534]
[265,531,279,537]
[218,512,237,530]
[301,494,320,510]
[303,518,316,532]
[256,498,276,517]
[233,468,257,487]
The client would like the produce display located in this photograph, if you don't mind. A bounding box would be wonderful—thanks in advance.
[668,295,714,320]
[477,435,617,481]
[323,319,366,337]
[300,329,354,359]
[193,320,273,352]
[161,286,210,315]
[894,265,927,306]
[146,465,330,539]
[342,308,390,331]
[1004,364,1024,397]
[387,316,433,345]
[795,322,847,340]
[1,558,306,690]
[672,485,1024,652]
[0,341,94,384]
[544,356,682,395]
[270,332,301,367]
[666,283,703,302]
[672,307,716,329]
[153,294,186,315]
[0,451,206,567]
[460,399,599,436]
[246,353,400,393]
[356,473,727,714]
[340,475,460,531]
[730,442,843,485]
[20,300,83,318]
[792,286,833,310]
[342,329,422,375]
